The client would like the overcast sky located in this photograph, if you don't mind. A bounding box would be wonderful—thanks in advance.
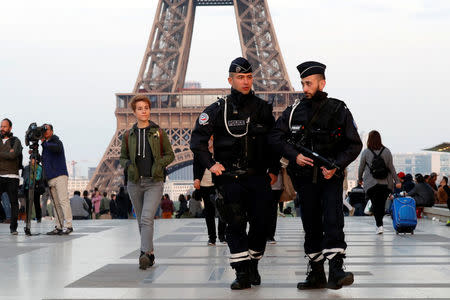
[1,0,449,176]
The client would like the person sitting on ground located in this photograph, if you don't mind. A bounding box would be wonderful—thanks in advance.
[437,176,449,206]
[91,190,101,218]
[70,191,90,220]
[406,173,435,218]
[348,183,366,216]
[160,194,174,219]
[428,173,438,191]
[395,172,406,194]
[98,192,110,217]
[188,193,203,218]
[110,194,117,219]
[82,190,92,219]
[115,186,130,219]
[176,194,188,218]
[402,173,415,193]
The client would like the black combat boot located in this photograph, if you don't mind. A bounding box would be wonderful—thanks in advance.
[297,259,327,290]
[327,254,354,290]
[249,259,261,285]
[230,261,251,290]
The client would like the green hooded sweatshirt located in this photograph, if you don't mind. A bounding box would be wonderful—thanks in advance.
[120,121,175,183]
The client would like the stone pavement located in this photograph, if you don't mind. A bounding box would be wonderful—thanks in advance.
[0,216,449,300]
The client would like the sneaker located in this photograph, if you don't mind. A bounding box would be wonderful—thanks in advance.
[10,229,18,235]
[62,227,73,235]
[46,227,63,235]
[267,238,277,244]
[139,252,155,270]
[208,239,216,246]
[376,226,384,234]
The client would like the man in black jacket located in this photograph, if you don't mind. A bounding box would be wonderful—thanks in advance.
[269,61,362,290]
[0,118,22,235]
[190,57,278,290]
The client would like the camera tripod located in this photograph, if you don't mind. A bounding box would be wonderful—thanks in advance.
[24,142,63,236]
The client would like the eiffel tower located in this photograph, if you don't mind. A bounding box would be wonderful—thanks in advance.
[88,0,302,193]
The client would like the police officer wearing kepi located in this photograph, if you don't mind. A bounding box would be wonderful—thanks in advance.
[269,61,362,290]
[190,57,278,290]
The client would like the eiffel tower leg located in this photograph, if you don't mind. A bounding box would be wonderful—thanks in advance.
[134,0,196,93]
[234,0,292,92]
[88,130,126,193]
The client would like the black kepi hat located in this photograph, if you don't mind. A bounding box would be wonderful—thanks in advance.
[229,57,252,73]
[296,61,326,78]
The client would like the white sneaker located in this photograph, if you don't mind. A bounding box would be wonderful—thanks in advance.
[376,226,384,234]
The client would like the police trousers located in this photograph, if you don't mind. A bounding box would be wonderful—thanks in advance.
[216,174,272,268]
[291,176,347,258]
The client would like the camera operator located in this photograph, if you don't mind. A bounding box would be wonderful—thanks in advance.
[0,118,22,235]
[41,124,73,235]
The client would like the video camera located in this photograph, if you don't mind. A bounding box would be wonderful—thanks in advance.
[25,123,47,147]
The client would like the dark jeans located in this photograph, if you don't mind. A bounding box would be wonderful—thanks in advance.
[267,190,282,239]
[291,176,346,255]
[367,184,390,227]
[0,177,19,231]
[200,186,226,241]
[25,189,42,221]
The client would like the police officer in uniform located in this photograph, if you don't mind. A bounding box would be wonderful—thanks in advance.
[269,61,362,290]
[190,57,278,290]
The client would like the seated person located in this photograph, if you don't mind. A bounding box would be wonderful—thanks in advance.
[70,191,90,220]
[348,184,366,216]
[407,174,435,218]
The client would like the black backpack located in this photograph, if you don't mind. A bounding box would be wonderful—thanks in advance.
[369,147,389,179]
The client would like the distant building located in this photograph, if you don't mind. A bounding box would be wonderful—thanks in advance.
[88,167,96,180]
[184,81,201,89]
[67,177,89,197]
[163,180,194,202]
[168,165,193,181]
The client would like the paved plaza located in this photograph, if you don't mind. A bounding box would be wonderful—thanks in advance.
[0,216,449,300]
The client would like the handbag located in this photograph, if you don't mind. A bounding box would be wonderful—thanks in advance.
[364,199,373,215]
[280,167,296,202]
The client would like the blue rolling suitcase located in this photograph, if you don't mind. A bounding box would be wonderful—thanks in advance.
[392,197,417,234]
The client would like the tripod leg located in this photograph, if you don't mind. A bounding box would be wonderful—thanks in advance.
[49,186,64,230]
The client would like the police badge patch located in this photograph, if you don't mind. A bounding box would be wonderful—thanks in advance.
[199,113,209,125]
[227,120,246,127]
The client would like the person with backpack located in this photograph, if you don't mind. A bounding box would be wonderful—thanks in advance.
[0,118,23,235]
[119,95,174,270]
[358,130,400,234]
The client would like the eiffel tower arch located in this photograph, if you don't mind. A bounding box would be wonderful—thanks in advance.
[89,0,301,193]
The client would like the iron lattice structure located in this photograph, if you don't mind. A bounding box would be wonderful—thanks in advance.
[89,0,298,193]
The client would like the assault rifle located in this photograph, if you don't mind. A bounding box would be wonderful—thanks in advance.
[288,138,340,171]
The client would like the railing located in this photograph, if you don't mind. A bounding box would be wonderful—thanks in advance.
[116,90,303,111]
